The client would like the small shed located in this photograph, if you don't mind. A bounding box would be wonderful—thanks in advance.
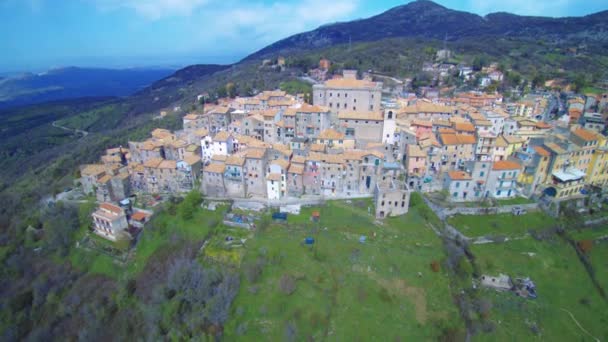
[311,211,320,222]
[511,206,527,216]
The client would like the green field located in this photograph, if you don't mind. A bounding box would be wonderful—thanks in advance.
[223,199,462,340]
[470,237,608,341]
[447,212,558,238]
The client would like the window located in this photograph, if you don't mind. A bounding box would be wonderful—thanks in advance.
[453,192,458,198]
[480,171,485,177]
[455,182,460,188]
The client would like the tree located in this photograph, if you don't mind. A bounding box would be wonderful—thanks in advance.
[472,56,487,71]
[572,74,588,93]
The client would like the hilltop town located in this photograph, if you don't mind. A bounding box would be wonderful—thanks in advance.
[79,57,608,241]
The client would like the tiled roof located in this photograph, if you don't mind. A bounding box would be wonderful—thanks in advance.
[158,160,176,169]
[324,78,378,89]
[440,133,477,145]
[338,111,384,121]
[100,202,123,214]
[245,148,266,159]
[533,146,551,157]
[400,102,454,114]
[204,162,226,173]
[183,155,201,165]
[447,171,472,180]
[318,128,345,140]
[266,173,282,181]
[143,158,164,168]
[407,144,426,158]
[492,160,521,170]
[214,131,231,142]
[572,128,597,142]
[271,158,290,169]
[81,164,106,176]
[288,164,304,174]
[226,155,245,166]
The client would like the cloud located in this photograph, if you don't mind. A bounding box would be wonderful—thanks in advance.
[196,0,359,47]
[93,0,210,19]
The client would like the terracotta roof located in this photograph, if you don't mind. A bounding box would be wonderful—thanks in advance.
[214,131,231,142]
[98,174,112,184]
[184,113,201,120]
[209,106,231,114]
[266,173,282,181]
[151,128,173,140]
[245,148,266,159]
[338,111,384,121]
[291,155,306,164]
[310,143,326,152]
[81,164,106,176]
[318,128,345,140]
[492,160,521,170]
[261,109,280,118]
[407,144,426,158]
[495,135,508,148]
[533,146,551,157]
[572,128,597,142]
[438,127,457,134]
[183,155,201,165]
[504,135,524,144]
[454,122,476,132]
[297,103,330,113]
[225,155,245,166]
[411,119,433,127]
[270,158,290,169]
[131,211,149,222]
[100,203,123,215]
[447,171,472,180]
[440,133,477,145]
[211,154,228,162]
[288,164,304,174]
[143,158,164,168]
[324,78,378,89]
[158,160,176,169]
[544,143,567,154]
[204,162,226,173]
[400,102,454,114]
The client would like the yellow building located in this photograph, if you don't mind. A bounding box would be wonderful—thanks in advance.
[586,135,608,187]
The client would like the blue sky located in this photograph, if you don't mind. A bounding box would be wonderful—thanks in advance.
[0,0,606,72]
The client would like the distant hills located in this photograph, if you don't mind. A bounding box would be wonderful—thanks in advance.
[0,67,176,109]
[248,0,608,59]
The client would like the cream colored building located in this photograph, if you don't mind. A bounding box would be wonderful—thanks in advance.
[313,70,382,114]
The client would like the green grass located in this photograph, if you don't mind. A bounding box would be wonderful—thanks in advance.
[581,86,605,95]
[224,199,462,340]
[447,212,558,238]
[471,237,608,341]
[68,202,228,279]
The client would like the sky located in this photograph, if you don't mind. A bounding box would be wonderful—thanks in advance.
[0,0,606,72]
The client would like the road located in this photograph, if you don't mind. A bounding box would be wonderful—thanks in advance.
[52,121,89,137]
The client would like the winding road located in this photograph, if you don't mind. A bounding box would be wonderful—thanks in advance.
[52,121,89,137]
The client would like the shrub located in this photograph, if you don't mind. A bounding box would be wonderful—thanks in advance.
[430,260,441,272]
[577,240,593,253]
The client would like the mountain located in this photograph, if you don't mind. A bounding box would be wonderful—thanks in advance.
[0,67,177,109]
[247,0,608,59]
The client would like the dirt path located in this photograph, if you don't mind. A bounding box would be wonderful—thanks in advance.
[52,120,89,137]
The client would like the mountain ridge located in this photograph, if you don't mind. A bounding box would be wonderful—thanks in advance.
[245,0,608,60]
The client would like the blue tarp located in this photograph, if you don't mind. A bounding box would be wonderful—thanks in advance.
[272,212,288,220]
[305,237,315,245]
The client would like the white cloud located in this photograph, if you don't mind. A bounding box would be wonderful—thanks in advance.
[93,0,210,19]
[197,0,359,47]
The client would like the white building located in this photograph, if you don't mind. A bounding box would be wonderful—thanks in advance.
[92,203,129,241]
